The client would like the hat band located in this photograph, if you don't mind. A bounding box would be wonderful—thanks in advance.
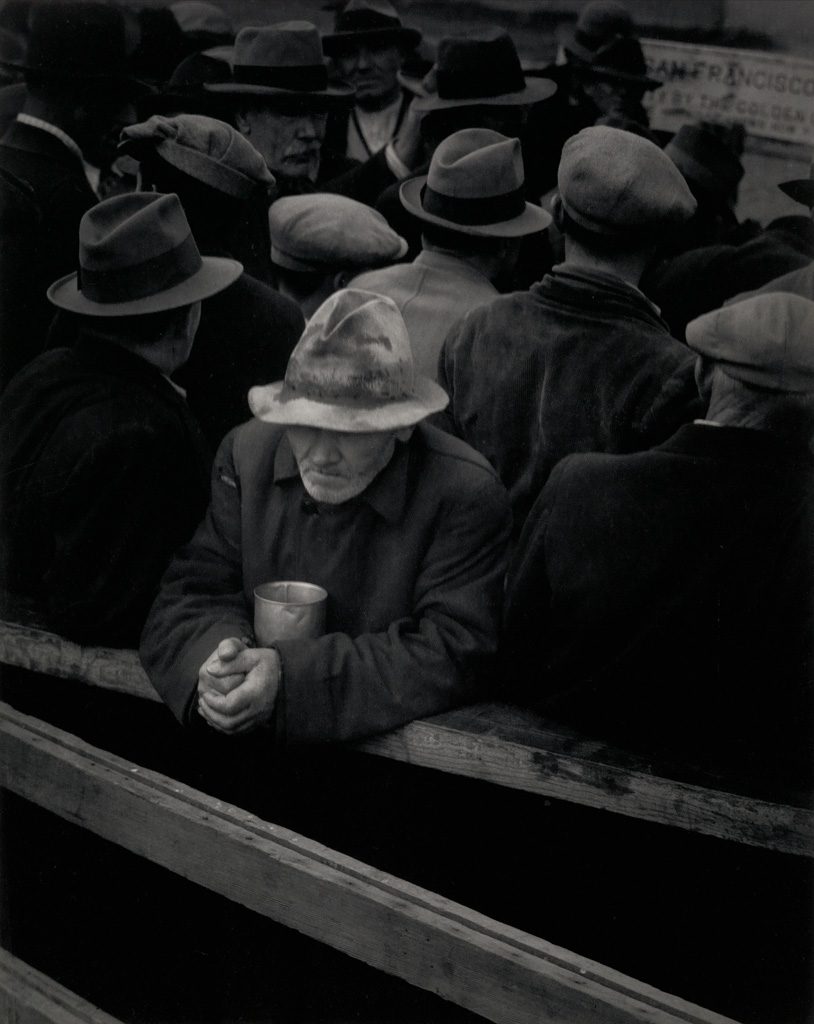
[79,233,203,304]
[435,65,526,100]
[233,63,328,91]
[421,182,525,225]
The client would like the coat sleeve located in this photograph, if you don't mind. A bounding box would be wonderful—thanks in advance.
[139,430,252,723]
[272,471,512,744]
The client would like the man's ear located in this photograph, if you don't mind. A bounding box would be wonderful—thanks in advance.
[550,193,565,232]
[694,355,714,402]
[394,426,415,443]
[333,270,351,290]
[235,110,251,135]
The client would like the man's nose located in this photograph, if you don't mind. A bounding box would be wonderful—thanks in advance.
[309,433,341,466]
[355,47,372,69]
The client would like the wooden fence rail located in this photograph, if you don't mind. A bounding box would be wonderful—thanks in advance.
[0,618,811,857]
[0,701,739,1024]
[0,949,123,1024]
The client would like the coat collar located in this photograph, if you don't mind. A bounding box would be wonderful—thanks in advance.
[1,118,87,170]
[272,428,411,523]
[72,328,185,401]
[660,421,814,465]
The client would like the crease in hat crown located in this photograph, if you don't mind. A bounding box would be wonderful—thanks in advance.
[558,125,696,235]
[323,0,422,56]
[685,293,814,393]
[248,288,449,431]
[120,114,274,199]
[409,32,556,113]
[269,193,407,272]
[47,191,242,316]
[399,127,552,237]
[206,20,353,100]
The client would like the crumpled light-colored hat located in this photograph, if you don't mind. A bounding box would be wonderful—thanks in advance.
[120,114,274,199]
[249,288,449,432]
[269,194,407,272]
[686,292,814,393]
[400,127,551,237]
[206,21,353,103]
[323,0,421,57]
[558,125,696,235]
[47,192,242,317]
[403,32,556,114]
[779,162,814,208]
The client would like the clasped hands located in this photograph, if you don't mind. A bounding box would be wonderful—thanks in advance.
[197,637,280,735]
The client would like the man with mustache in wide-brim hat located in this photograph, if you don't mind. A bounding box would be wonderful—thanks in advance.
[205,20,356,194]
[141,287,512,744]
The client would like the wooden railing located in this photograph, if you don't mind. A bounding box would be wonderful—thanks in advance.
[1,618,811,858]
[0,948,125,1024]
[0,700,738,1024]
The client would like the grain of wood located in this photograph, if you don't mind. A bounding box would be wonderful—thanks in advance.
[0,703,739,1024]
[0,619,810,856]
[0,949,123,1024]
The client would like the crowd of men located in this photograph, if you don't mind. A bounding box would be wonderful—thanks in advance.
[0,0,812,1020]
[0,0,812,778]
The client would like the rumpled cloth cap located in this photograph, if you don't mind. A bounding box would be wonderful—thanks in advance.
[120,114,273,199]
[269,193,407,272]
[558,125,696,235]
[686,292,814,393]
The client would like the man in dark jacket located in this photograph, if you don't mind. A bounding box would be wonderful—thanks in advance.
[0,192,241,647]
[140,289,511,744]
[118,112,304,447]
[0,1,146,387]
[503,291,814,787]
[439,125,700,531]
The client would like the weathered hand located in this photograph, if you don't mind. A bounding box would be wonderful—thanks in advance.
[198,645,281,735]
[198,637,248,701]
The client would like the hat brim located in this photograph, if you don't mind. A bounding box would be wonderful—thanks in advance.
[779,179,814,207]
[248,376,449,432]
[205,81,354,103]
[47,256,243,317]
[1,63,154,97]
[399,176,552,238]
[411,76,556,113]
[323,26,422,57]
[567,55,661,91]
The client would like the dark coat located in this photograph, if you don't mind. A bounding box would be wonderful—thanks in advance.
[0,331,211,647]
[175,271,304,448]
[642,216,814,339]
[140,421,512,743]
[0,121,96,386]
[438,265,702,531]
[503,423,814,785]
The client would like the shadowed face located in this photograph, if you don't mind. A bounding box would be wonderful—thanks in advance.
[335,41,402,109]
[287,426,400,504]
[237,105,328,182]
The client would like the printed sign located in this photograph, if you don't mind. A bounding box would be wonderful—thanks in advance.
[641,38,814,145]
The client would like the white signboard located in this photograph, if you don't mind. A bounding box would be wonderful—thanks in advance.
[641,38,814,145]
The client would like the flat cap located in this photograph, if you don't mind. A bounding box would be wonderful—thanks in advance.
[269,194,408,272]
[686,292,814,393]
[558,126,696,235]
[120,114,273,199]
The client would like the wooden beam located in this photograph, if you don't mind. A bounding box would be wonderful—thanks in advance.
[0,702,738,1024]
[0,619,811,856]
[0,949,122,1024]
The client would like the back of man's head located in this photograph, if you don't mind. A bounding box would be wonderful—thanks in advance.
[555,125,696,267]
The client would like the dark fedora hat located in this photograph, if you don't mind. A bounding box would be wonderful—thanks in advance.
[4,1,148,94]
[779,163,814,208]
[322,0,421,58]
[402,33,556,115]
[400,128,551,238]
[564,0,660,91]
[665,123,744,198]
[48,192,242,317]
[206,21,353,104]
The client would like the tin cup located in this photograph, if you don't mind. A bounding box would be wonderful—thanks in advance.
[253,581,328,646]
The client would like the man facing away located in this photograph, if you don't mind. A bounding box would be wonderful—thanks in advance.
[140,289,511,743]
[0,192,241,647]
[439,125,702,533]
[351,127,550,381]
[504,291,814,786]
